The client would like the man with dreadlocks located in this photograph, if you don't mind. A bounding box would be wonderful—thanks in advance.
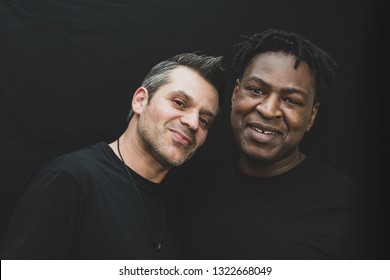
[178,28,364,259]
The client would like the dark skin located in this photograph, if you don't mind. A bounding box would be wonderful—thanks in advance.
[230,51,319,177]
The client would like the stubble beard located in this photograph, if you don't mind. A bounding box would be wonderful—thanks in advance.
[137,121,195,168]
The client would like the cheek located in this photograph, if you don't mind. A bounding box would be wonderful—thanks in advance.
[231,100,254,126]
[286,111,312,131]
[195,131,208,146]
[232,100,252,123]
[232,98,250,113]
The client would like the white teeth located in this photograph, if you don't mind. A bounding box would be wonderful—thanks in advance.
[251,126,278,135]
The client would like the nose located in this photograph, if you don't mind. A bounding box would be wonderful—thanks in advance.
[180,110,199,130]
[256,94,282,119]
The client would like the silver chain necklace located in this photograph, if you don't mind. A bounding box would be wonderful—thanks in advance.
[117,139,165,250]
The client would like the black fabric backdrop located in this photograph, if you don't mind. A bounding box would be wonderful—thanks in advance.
[1,0,387,258]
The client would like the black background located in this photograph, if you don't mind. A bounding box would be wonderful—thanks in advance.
[0,0,387,259]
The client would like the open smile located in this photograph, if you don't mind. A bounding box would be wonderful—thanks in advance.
[248,123,282,136]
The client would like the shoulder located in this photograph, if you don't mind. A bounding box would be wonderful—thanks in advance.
[56,141,107,163]
[301,156,360,198]
[27,141,112,188]
[46,141,110,174]
[304,156,356,184]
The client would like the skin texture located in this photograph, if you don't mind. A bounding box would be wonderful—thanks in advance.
[230,51,319,177]
[110,66,219,183]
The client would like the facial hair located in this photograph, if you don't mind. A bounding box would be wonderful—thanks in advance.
[136,118,196,168]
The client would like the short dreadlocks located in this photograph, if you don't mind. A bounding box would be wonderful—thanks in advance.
[233,28,338,103]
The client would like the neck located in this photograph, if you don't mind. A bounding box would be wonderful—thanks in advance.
[109,127,168,183]
[239,151,305,177]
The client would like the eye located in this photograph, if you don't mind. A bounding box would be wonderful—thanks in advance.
[284,97,302,106]
[246,87,265,96]
[199,117,209,129]
[173,99,186,108]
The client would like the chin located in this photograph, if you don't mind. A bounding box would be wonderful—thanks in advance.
[164,155,189,167]
[163,146,195,166]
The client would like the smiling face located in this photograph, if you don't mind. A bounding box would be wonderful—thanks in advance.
[134,66,219,168]
[230,51,319,173]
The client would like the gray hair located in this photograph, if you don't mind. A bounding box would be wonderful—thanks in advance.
[127,52,225,121]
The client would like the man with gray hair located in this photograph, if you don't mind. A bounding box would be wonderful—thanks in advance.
[0,52,225,259]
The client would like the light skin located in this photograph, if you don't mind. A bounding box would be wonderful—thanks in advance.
[230,51,319,177]
[109,66,219,183]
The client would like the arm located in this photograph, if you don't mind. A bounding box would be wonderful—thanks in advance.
[0,166,83,259]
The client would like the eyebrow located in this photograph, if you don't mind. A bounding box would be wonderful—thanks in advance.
[246,76,308,97]
[172,90,217,119]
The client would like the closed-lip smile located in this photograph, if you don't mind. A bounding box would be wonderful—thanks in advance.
[170,129,193,145]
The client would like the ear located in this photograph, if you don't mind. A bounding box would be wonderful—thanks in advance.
[131,87,148,116]
[306,102,319,132]
[231,79,240,107]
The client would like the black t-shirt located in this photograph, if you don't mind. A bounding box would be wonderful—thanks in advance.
[0,141,177,259]
[179,155,365,259]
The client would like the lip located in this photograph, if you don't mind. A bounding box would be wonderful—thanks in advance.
[248,122,283,138]
[170,129,193,146]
